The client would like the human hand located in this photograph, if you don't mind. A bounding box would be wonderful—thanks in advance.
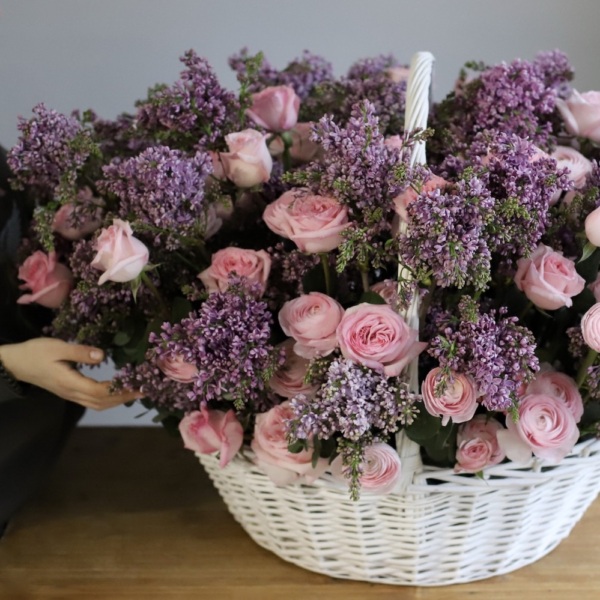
[0,338,141,410]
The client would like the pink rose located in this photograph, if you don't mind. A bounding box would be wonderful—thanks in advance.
[385,66,410,84]
[393,174,448,222]
[198,247,271,294]
[179,407,243,468]
[585,206,600,247]
[498,393,579,464]
[455,415,505,473]
[251,401,328,486]
[91,219,149,285]
[421,368,479,426]
[263,189,350,253]
[220,129,273,188]
[581,302,600,352]
[588,274,600,302]
[336,303,427,377]
[246,85,300,132]
[17,250,74,308]
[514,244,585,310]
[278,292,345,359]
[557,90,600,142]
[370,279,398,307]
[269,340,320,399]
[269,123,320,163]
[330,443,402,494]
[199,204,223,240]
[550,146,592,190]
[157,354,199,384]
[52,196,103,241]
[525,368,583,423]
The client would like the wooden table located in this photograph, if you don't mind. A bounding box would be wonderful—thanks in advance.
[1,427,599,599]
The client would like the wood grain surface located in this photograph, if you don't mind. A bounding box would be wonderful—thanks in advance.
[1,427,598,600]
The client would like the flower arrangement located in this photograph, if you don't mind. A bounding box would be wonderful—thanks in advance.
[8,48,600,500]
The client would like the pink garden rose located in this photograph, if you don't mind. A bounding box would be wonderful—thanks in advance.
[91,219,149,285]
[393,174,448,222]
[514,244,585,310]
[246,85,300,132]
[330,443,402,494]
[269,339,320,399]
[455,415,506,473]
[585,206,600,247]
[220,129,273,188]
[52,195,103,241]
[525,368,583,423]
[157,354,199,384]
[17,250,74,308]
[198,247,272,294]
[179,406,244,468]
[557,90,600,143]
[263,189,350,253]
[278,292,345,359]
[336,303,427,377]
[581,302,600,352]
[422,368,479,426]
[498,393,580,464]
[251,401,328,486]
[550,146,593,190]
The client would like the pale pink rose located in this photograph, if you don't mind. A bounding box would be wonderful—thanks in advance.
[91,219,149,285]
[385,66,410,84]
[525,368,583,423]
[556,90,600,142]
[246,85,300,132]
[514,244,585,310]
[269,340,320,399]
[157,354,199,384]
[199,204,222,240]
[370,279,398,306]
[198,247,271,294]
[17,250,74,308]
[179,407,243,468]
[336,303,427,377]
[393,174,448,222]
[278,292,345,359]
[208,151,226,181]
[581,302,600,352]
[588,274,600,302]
[220,129,273,188]
[251,401,328,486]
[263,188,350,253]
[499,393,579,464]
[421,368,479,426]
[330,443,402,494]
[269,123,320,162]
[52,196,103,241]
[551,146,592,190]
[585,206,600,247]
[455,415,505,473]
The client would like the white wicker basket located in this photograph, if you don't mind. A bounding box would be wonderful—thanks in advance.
[197,52,600,586]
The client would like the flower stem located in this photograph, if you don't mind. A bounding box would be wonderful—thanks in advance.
[576,348,599,388]
[320,253,332,296]
[141,272,169,318]
[360,268,370,294]
[518,301,533,322]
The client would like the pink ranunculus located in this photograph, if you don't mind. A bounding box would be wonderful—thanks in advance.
[52,196,103,241]
[336,303,427,377]
[421,368,479,426]
[499,393,579,464]
[17,250,74,308]
[581,302,600,352]
[198,247,272,295]
[263,188,349,253]
[525,368,583,423]
[157,354,199,384]
[91,219,149,285]
[269,339,320,399]
[454,415,506,473]
[370,279,398,307]
[393,174,448,222]
[551,146,593,190]
[514,244,585,310]
[330,443,402,494]
[179,407,244,468]
[251,401,328,486]
[585,206,600,247]
[246,85,300,132]
[220,129,273,188]
[278,292,345,359]
[556,90,600,143]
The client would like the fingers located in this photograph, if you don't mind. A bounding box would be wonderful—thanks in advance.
[52,340,105,365]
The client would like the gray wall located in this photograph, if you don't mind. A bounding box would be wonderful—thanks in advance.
[2,0,599,424]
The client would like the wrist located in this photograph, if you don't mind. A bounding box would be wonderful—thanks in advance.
[0,345,24,396]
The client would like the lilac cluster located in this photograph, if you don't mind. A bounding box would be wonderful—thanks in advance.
[586,366,600,401]
[136,50,239,148]
[85,111,150,159]
[567,326,587,360]
[288,358,419,443]
[399,173,495,290]
[266,243,320,299]
[100,145,212,250]
[149,284,284,412]
[8,104,96,199]
[429,296,539,411]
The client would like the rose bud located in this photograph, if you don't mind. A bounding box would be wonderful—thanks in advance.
[220,129,273,188]
[246,85,300,132]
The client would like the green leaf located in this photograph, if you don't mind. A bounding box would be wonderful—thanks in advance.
[579,241,597,264]
[359,290,387,305]
[576,244,600,283]
[113,331,131,346]
[404,409,442,443]
[288,439,307,454]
